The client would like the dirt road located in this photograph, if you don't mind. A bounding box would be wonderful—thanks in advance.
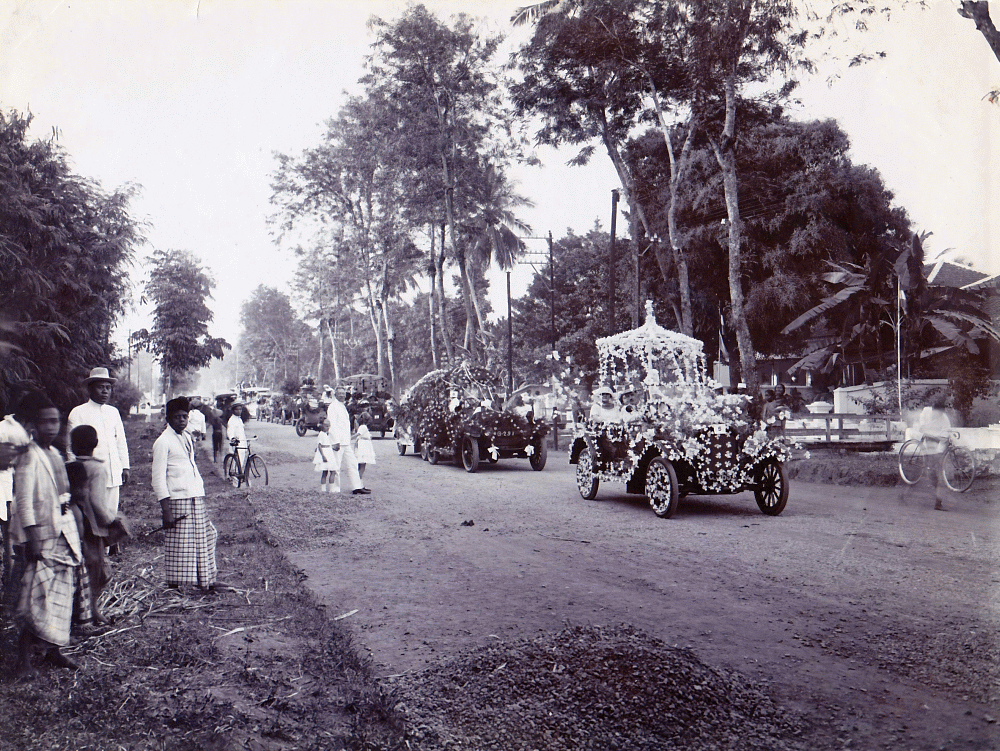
[249,420,999,750]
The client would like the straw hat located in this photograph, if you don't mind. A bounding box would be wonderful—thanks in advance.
[83,367,117,384]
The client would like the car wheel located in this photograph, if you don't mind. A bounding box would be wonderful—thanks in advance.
[576,447,599,500]
[754,458,788,516]
[529,438,547,471]
[462,436,480,473]
[295,420,307,438]
[646,456,679,518]
[397,442,407,456]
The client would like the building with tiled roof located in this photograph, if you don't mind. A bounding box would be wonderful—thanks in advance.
[923,259,990,288]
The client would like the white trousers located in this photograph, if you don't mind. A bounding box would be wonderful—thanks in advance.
[333,445,362,493]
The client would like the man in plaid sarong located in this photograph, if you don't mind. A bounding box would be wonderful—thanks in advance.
[13,393,83,677]
[152,398,217,590]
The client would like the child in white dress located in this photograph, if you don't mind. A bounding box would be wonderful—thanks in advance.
[313,419,342,493]
[352,412,376,491]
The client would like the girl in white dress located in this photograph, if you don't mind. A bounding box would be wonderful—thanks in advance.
[312,419,342,493]
[352,412,376,491]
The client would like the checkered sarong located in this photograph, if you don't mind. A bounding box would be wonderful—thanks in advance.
[16,552,78,647]
[163,497,217,588]
[74,560,94,624]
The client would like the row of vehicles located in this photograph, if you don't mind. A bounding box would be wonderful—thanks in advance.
[391,302,797,518]
[292,375,395,437]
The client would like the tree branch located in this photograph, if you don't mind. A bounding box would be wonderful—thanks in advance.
[958,1,1000,65]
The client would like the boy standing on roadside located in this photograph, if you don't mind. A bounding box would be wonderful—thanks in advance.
[13,392,83,677]
[66,425,114,626]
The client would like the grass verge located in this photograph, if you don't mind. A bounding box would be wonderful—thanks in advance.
[0,417,405,751]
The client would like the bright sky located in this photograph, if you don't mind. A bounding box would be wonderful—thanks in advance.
[1,0,997,350]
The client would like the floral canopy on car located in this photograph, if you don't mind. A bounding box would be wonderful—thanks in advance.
[596,300,711,397]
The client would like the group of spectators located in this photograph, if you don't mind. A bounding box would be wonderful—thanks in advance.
[0,367,220,680]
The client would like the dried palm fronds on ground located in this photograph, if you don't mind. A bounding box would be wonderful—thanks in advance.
[384,624,814,751]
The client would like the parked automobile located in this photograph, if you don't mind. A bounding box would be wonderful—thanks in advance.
[294,385,328,437]
[340,373,395,438]
[570,302,795,518]
[394,362,549,472]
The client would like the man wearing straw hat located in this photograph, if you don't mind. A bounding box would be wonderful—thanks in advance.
[67,368,131,540]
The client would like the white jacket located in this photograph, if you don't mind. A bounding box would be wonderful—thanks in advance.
[67,400,130,487]
[151,427,205,500]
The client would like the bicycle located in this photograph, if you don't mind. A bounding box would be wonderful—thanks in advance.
[898,431,976,493]
[223,437,268,488]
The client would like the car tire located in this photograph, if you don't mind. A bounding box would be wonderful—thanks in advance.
[576,447,599,500]
[462,436,480,473]
[646,456,679,518]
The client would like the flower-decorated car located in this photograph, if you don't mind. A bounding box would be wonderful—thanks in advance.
[570,301,797,518]
[394,362,549,472]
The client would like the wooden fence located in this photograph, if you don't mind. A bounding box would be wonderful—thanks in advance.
[784,412,903,445]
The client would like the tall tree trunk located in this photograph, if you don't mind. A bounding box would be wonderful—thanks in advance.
[325,316,341,382]
[456,248,479,355]
[363,279,385,377]
[440,101,476,360]
[596,108,658,330]
[639,74,697,337]
[428,226,439,368]
[710,72,759,396]
[661,124,695,338]
[316,314,326,386]
[436,228,453,364]
[379,258,397,396]
[464,254,488,345]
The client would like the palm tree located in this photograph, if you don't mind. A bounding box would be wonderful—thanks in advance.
[461,164,534,354]
[511,0,579,26]
[782,233,1000,382]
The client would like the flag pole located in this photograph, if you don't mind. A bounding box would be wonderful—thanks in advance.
[896,277,903,415]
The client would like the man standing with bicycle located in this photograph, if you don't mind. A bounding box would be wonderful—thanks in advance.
[152,397,217,590]
[912,396,952,511]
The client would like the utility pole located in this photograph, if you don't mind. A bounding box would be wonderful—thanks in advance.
[609,189,619,336]
[507,270,513,399]
[548,231,555,352]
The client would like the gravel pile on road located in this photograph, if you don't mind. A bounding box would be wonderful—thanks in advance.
[383,624,815,751]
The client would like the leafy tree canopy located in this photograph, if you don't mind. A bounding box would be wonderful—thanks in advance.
[0,109,144,411]
[141,248,229,396]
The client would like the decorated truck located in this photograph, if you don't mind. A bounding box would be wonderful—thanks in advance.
[570,301,796,518]
[394,362,549,472]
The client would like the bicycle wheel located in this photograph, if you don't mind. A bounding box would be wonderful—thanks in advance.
[942,445,975,493]
[898,440,925,485]
[246,455,269,487]
[223,454,241,487]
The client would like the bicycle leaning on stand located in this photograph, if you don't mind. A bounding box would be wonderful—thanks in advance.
[898,430,977,492]
[223,437,268,488]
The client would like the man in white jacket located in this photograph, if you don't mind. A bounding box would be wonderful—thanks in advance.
[67,367,130,522]
[151,397,217,590]
[326,385,368,494]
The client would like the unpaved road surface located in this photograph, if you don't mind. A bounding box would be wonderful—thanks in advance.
[248,420,1000,750]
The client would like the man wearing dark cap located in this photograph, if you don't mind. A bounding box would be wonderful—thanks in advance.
[151,397,217,590]
[67,368,130,526]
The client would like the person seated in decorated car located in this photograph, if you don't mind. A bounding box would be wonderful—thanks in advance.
[589,386,620,423]
[619,388,643,422]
